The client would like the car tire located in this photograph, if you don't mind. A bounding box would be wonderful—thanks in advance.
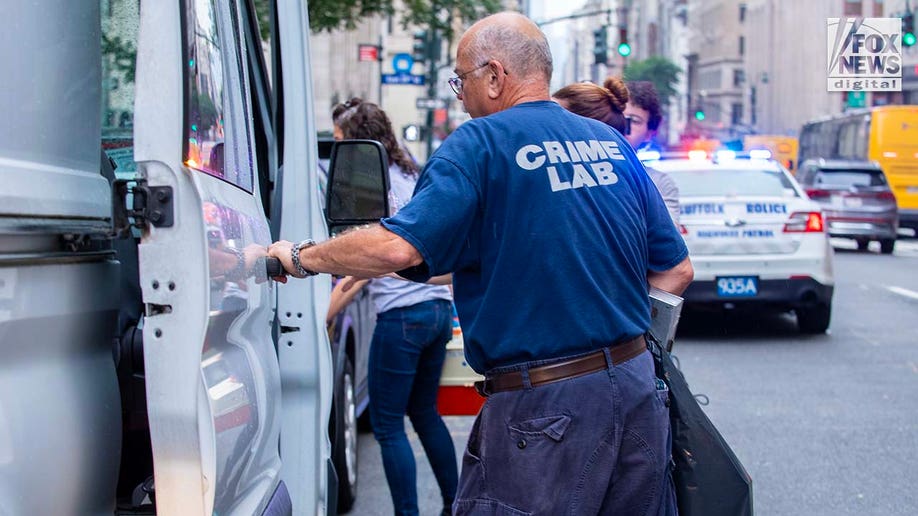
[879,239,895,255]
[856,239,869,251]
[796,302,831,334]
[332,356,358,513]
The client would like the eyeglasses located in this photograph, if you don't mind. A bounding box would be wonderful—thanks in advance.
[448,62,490,95]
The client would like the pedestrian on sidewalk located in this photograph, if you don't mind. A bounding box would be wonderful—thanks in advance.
[328,99,458,516]
[623,80,680,222]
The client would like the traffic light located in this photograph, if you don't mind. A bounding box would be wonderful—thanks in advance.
[904,13,916,47]
[617,27,632,57]
[412,30,428,62]
[593,26,608,65]
[694,109,706,121]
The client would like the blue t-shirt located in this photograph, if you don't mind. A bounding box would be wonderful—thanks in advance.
[382,101,687,373]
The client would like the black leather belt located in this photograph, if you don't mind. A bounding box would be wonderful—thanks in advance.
[475,336,647,396]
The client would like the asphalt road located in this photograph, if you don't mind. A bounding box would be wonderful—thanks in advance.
[348,238,918,516]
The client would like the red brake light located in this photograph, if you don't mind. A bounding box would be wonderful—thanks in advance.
[805,189,830,198]
[877,191,896,201]
[784,212,824,233]
[678,224,688,235]
[806,212,824,232]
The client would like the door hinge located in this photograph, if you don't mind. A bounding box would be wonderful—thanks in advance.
[112,179,174,238]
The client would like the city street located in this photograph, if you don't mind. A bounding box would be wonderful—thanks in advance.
[350,239,918,516]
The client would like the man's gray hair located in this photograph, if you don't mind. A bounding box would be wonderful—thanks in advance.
[465,14,553,85]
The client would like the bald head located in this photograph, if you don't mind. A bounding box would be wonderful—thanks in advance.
[459,11,553,88]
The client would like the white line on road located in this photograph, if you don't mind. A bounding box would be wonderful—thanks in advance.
[886,285,918,301]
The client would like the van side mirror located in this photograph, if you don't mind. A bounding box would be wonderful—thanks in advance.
[325,139,390,234]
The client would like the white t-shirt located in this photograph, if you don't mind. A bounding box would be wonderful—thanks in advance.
[367,163,452,314]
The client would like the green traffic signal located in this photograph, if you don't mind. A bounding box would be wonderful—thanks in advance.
[694,110,706,121]
[617,42,632,57]
[905,32,917,47]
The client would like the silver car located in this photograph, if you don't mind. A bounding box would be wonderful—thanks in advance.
[797,159,899,254]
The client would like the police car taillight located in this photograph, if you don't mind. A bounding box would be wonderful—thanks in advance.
[783,212,824,233]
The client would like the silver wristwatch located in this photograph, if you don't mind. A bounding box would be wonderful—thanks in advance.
[291,239,318,277]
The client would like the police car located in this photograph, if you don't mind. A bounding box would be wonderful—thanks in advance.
[642,150,835,333]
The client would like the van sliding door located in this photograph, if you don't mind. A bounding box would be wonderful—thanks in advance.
[133,1,281,514]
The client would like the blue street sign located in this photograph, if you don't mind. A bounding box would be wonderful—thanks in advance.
[381,73,425,86]
[392,53,413,73]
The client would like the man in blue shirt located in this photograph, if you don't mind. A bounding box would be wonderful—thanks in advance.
[269,11,693,516]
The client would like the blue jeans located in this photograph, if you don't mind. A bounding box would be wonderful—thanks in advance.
[369,299,458,516]
[452,349,677,516]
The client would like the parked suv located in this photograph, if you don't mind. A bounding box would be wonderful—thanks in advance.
[798,159,898,254]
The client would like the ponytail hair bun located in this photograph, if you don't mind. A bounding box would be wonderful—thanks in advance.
[603,77,629,112]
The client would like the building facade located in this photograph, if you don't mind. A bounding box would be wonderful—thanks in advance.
[684,0,747,142]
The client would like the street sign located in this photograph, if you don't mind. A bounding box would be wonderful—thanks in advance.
[415,98,447,110]
[381,73,425,86]
[392,53,413,73]
[357,44,379,62]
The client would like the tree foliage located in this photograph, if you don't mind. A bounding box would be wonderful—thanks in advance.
[623,56,682,107]
[102,34,137,84]
[398,0,502,41]
[308,0,395,32]
[251,0,502,42]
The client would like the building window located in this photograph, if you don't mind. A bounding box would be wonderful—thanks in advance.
[873,0,883,16]
[739,36,745,56]
[844,0,862,16]
[739,3,746,22]
[731,103,743,126]
[733,69,745,87]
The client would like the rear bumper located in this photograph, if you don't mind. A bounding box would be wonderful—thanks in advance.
[826,217,898,239]
[684,277,834,309]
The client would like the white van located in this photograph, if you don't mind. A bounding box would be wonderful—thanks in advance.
[0,1,388,514]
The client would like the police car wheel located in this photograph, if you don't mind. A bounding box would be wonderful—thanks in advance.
[796,302,831,334]
[879,239,895,255]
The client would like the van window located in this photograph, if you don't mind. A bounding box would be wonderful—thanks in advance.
[101,0,140,177]
[185,0,254,192]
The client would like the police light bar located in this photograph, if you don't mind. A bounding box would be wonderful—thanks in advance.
[687,150,708,160]
[714,150,737,161]
[749,149,772,160]
[637,150,661,162]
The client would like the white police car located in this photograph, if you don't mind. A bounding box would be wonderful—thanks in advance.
[643,150,835,333]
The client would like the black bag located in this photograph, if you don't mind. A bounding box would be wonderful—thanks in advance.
[648,337,754,516]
